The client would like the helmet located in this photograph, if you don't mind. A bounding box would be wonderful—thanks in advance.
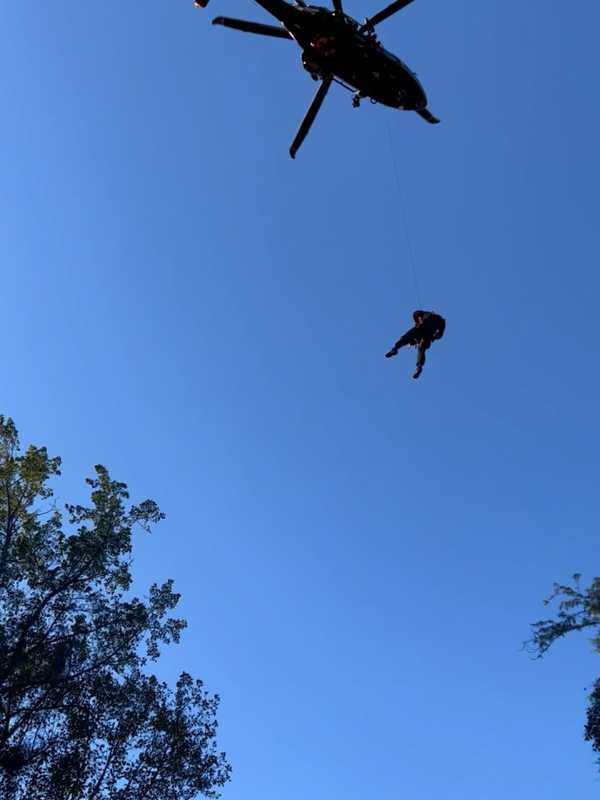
[413,310,426,322]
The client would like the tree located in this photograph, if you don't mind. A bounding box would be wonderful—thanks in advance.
[528,574,600,766]
[0,417,231,800]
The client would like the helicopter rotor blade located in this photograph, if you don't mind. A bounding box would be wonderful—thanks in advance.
[212,16,293,38]
[289,76,333,159]
[362,0,415,29]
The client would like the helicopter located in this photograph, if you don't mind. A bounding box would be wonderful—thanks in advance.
[194,0,440,157]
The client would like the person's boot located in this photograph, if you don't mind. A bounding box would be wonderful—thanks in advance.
[385,349,398,358]
[412,366,423,379]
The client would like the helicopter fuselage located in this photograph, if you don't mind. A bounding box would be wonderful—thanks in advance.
[253,0,428,110]
[203,0,439,156]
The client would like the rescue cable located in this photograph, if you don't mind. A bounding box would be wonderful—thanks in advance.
[385,120,422,307]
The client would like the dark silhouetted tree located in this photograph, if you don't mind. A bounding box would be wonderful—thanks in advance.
[0,417,231,800]
[528,574,600,767]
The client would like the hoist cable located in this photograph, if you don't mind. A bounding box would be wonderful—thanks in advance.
[385,119,422,307]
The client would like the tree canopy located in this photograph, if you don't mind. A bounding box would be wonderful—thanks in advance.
[0,417,231,800]
[528,574,600,765]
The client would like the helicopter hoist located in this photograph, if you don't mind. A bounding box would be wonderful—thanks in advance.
[194,0,446,380]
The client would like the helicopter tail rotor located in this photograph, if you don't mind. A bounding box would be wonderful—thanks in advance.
[290,76,333,158]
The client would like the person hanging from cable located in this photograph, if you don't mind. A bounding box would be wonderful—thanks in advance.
[385,310,446,379]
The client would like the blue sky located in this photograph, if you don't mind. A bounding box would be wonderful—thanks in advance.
[3,0,600,797]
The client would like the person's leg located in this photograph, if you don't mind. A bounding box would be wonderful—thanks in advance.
[385,328,417,358]
[413,340,430,379]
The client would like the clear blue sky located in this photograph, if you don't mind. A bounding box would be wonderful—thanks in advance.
[3,1,600,797]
